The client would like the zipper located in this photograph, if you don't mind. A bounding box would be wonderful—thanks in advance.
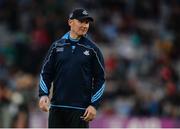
[71,45,76,53]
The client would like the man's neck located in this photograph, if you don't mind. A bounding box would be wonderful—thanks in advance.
[69,31,81,40]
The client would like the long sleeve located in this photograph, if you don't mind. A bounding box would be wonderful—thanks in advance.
[91,46,105,109]
[39,43,56,97]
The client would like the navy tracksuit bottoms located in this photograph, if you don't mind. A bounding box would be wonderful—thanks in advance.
[48,108,89,128]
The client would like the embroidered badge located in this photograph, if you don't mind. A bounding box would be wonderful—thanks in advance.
[82,10,88,15]
[83,50,90,56]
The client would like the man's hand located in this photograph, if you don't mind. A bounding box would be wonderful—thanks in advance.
[82,105,96,122]
[39,96,50,112]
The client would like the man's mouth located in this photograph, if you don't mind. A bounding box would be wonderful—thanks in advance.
[80,28,87,32]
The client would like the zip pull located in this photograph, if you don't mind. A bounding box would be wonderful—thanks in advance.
[72,45,76,53]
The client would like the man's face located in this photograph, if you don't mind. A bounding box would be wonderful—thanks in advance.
[68,19,90,37]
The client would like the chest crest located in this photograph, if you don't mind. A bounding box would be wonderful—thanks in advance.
[83,50,90,56]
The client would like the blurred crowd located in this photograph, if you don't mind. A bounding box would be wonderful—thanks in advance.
[0,0,180,127]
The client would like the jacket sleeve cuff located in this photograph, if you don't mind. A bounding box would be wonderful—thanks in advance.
[39,93,48,98]
[91,102,100,110]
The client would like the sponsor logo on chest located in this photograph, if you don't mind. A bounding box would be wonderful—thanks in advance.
[56,47,64,52]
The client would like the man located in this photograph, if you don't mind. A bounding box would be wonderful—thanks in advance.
[38,8,105,128]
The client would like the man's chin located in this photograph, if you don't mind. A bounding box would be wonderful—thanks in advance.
[79,31,87,35]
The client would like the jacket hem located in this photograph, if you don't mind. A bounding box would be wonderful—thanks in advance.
[50,104,86,110]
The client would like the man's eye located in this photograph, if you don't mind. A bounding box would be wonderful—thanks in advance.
[79,20,89,24]
[85,20,90,23]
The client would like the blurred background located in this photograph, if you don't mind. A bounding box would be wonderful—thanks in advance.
[0,0,180,128]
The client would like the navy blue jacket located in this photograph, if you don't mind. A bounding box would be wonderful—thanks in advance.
[39,32,105,110]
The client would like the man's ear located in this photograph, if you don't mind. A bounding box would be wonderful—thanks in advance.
[68,19,73,26]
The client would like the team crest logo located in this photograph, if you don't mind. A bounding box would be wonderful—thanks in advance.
[83,50,90,56]
[82,10,88,15]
